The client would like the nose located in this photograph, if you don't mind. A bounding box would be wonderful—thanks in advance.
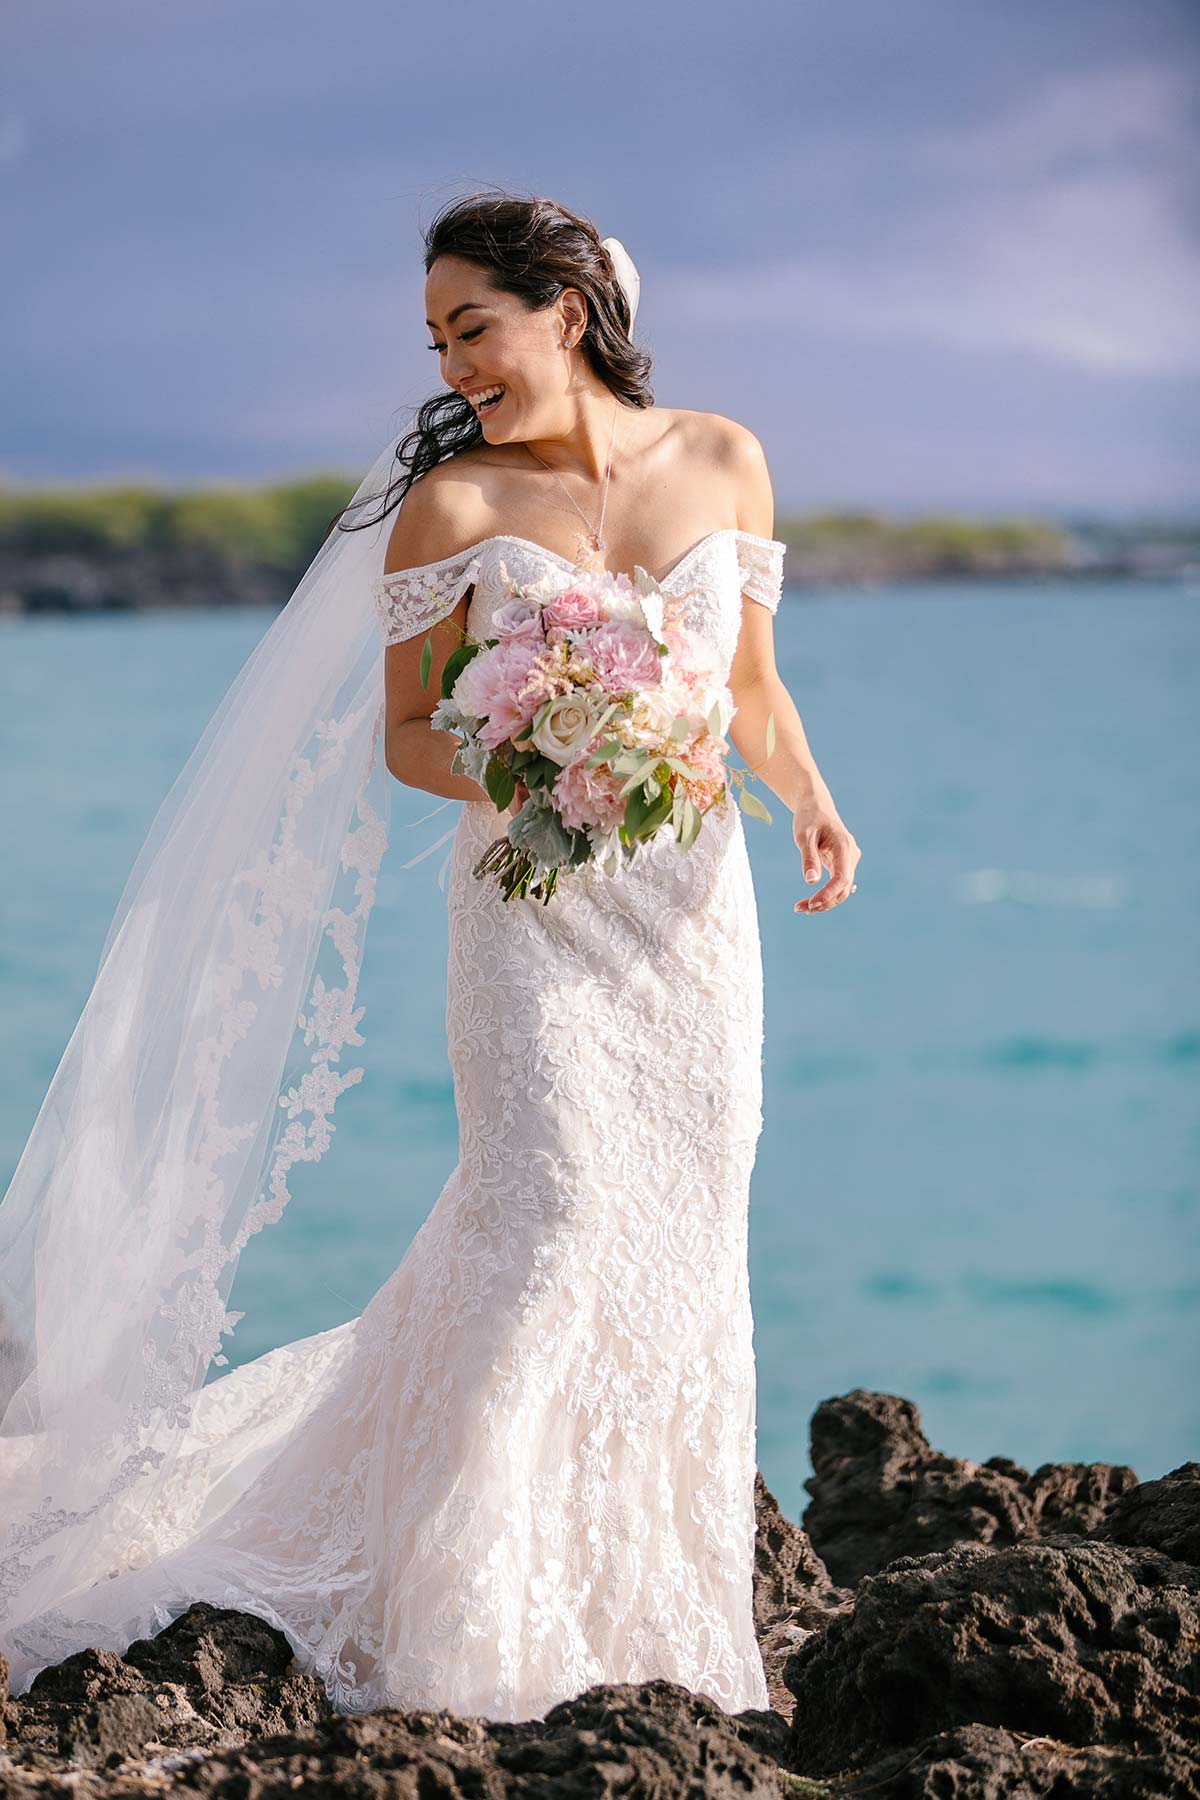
[442,345,477,390]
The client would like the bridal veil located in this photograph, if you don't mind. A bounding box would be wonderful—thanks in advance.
[0,425,408,1635]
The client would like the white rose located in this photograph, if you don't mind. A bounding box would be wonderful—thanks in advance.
[628,685,681,742]
[530,693,602,766]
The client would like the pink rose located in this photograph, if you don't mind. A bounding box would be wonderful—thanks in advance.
[586,620,663,696]
[544,587,604,630]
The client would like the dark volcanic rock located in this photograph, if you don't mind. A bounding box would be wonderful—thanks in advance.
[784,1535,1200,1779]
[11,1604,330,1769]
[60,1693,167,1770]
[3,1411,1196,1800]
[838,1720,1200,1800]
[1088,1461,1200,1567]
[752,1470,852,1718]
[803,1389,1140,1586]
[4,1680,787,1799]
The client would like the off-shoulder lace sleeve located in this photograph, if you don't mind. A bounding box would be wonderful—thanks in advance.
[734,532,786,614]
[371,545,482,648]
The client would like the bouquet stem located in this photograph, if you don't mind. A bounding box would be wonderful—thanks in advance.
[474,836,561,905]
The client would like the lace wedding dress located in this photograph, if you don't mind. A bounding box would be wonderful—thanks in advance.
[1,527,785,1722]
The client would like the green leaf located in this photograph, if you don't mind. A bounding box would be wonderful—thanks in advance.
[706,701,722,736]
[584,736,624,768]
[669,714,690,740]
[678,793,702,850]
[617,760,656,799]
[440,641,479,700]
[625,780,673,841]
[485,755,516,814]
[739,786,773,825]
[419,633,433,691]
[765,711,776,758]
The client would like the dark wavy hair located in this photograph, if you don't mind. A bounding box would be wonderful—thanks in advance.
[332,187,654,536]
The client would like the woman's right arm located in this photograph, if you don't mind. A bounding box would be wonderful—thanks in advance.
[382,476,491,803]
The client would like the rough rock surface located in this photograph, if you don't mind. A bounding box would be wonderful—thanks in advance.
[784,1535,1200,1778]
[802,1388,1142,1587]
[1,1391,1195,1800]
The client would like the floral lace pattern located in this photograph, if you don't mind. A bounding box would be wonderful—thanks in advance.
[4,531,780,1721]
[0,694,390,1628]
[371,528,785,652]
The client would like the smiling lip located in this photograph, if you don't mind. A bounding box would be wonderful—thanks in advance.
[466,385,506,417]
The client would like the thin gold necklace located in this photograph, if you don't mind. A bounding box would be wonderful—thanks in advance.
[524,401,618,569]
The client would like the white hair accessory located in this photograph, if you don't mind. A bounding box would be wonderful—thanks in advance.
[600,235,641,332]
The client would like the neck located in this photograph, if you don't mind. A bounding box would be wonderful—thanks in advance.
[524,391,621,483]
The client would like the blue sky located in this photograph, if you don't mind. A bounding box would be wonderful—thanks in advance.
[2,0,1196,514]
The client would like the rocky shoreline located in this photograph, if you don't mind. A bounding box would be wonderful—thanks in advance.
[2,1388,1196,1797]
[1,519,1195,619]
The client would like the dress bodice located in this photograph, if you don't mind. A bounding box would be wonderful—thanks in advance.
[371,529,786,676]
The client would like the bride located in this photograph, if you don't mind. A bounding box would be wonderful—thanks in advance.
[0,190,860,1721]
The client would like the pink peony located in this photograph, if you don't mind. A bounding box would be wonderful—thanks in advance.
[543,587,605,630]
[553,756,628,833]
[453,638,545,750]
[586,620,663,696]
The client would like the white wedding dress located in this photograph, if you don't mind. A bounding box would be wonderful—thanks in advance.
[1,527,785,1722]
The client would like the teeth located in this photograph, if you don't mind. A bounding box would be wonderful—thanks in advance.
[469,386,505,409]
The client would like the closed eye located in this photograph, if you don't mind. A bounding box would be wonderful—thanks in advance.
[428,326,486,352]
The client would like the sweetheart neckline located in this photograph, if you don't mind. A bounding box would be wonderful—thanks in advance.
[374,526,784,593]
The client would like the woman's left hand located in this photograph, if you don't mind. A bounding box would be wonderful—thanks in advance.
[505,778,530,822]
[792,799,861,914]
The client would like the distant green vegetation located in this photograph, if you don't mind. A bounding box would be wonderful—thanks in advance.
[775,509,1072,577]
[0,475,358,569]
[1,476,1191,594]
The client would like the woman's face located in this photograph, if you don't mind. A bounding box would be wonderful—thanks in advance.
[424,254,583,443]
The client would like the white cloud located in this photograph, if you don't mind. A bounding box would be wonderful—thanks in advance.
[666,63,1200,377]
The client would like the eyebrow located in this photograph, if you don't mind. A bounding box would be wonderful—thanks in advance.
[425,301,491,329]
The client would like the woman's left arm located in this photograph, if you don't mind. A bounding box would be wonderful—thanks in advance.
[722,423,862,915]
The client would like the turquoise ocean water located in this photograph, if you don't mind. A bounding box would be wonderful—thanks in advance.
[1,577,1196,1516]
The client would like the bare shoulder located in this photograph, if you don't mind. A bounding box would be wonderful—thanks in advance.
[663,408,775,535]
[382,455,491,575]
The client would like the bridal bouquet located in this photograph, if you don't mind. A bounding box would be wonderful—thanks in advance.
[422,561,774,904]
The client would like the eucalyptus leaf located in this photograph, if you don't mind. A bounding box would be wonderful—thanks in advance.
[765,711,776,758]
[678,794,702,851]
[617,762,657,799]
[706,701,722,736]
[669,715,690,741]
[739,786,773,825]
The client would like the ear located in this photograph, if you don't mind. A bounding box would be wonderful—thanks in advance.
[558,286,589,340]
